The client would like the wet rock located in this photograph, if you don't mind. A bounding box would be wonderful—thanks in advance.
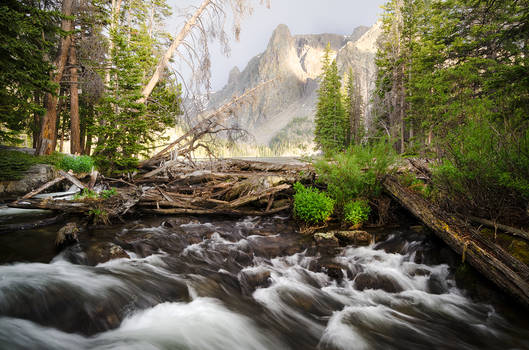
[353,272,403,293]
[239,268,272,293]
[334,230,373,246]
[323,263,345,282]
[86,242,130,265]
[427,274,446,295]
[55,222,80,248]
[314,232,339,247]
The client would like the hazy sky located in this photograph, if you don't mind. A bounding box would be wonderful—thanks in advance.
[168,0,386,90]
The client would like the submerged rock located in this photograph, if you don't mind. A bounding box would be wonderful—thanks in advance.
[353,272,404,293]
[334,230,373,246]
[86,242,130,265]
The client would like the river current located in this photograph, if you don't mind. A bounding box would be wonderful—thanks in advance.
[0,211,528,349]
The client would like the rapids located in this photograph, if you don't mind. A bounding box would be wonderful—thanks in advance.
[0,212,528,349]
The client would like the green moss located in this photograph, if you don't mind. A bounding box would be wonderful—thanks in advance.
[509,240,529,265]
[0,150,66,181]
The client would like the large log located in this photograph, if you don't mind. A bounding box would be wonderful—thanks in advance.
[383,176,529,308]
[142,205,291,217]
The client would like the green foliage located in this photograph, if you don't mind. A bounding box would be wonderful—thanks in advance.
[343,200,371,226]
[343,68,364,146]
[269,116,314,150]
[0,150,42,181]
[314,44,348,155]
[293,182,335,224]
[59,155,95,174]
[433,121,529,215]
[314,139,397,206]
[0,0,59,143]
[93,22,181,174]
[100,188,117,199]
[74,189,99,200]
[0,150,68,181]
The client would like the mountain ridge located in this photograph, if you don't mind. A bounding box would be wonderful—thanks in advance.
[208,22,381,145]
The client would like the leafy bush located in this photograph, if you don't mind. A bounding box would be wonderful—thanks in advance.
[59,155,95,173]
[73,189,99,200]
[433,120,529,219]
[314,139,397,206]
[293,182,335,224]
[101,188,117,199]
[343,200,371,226]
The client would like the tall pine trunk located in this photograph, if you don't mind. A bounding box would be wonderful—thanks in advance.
[36,0,74,155]
[69,43,81,154]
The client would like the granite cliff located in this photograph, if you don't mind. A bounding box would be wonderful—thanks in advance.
[208,22,381,145]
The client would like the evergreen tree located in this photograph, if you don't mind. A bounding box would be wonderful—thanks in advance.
[0,0,59,144]
[314,45,347,155]
[344,68,363,146]
[92,0,181,173]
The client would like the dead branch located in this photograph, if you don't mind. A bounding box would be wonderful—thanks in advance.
[21,176,66,200]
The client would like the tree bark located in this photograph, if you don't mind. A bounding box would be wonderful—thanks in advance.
[383,176,529,308]
[69,43,81,155]
[36,0,74,155]
[139,0,213,103]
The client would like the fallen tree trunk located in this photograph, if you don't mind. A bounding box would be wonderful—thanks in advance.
[383,176,529,308]
[21,176,66,200]
[0,214,66,233]
[142,205,291,217]
[468,216,529,242]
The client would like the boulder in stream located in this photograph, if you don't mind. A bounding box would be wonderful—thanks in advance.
[86,242,130,265]
[314,232,339,247]
[354,272,404,293]
[334,230,373,246]
[55,222,80,247]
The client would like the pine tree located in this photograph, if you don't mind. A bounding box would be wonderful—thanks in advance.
[0,0,59,144]
[314,45,347,155]
[92,0,181,173]
[344,68,364,146]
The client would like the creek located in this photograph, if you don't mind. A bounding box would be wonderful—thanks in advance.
[0,209,528,349]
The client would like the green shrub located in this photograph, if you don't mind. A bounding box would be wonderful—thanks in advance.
[59,155,95,173]
[314,139,397,206]
[101,188,117,199]
[73,188,99,200]
[433,120,529,216]
[343,199,371,226]
[0,150,40,180]
[0,150,66,181]
[293,182,334,224]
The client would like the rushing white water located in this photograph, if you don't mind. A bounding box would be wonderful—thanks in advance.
[0,215,528,349]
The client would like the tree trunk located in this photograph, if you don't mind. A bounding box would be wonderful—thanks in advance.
[36,0,74,155]
[69,44,81,155]
[383,176,529,308]
[139,0,213,103]
[32,93,41,149]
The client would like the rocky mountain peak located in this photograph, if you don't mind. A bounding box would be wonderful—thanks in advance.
[208,22,381,145]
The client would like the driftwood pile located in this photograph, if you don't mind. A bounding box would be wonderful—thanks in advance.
[9,158,313,222]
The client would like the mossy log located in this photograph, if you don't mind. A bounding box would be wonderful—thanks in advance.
[383,176,529,308]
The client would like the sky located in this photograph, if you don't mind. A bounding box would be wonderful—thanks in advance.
[168,0,386,90]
